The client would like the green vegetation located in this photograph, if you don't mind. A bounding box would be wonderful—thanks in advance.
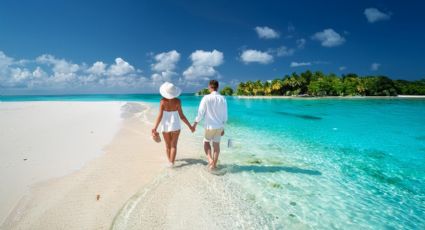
[195,71,425,97]
[220,86,234,96]
[234,71,425,96]
[195,88,210,96]
[196,86,235,96]
[394,79,425,95]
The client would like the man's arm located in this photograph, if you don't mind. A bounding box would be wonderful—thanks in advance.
[221,98,227,136]
[223,98,228,124]
[193,97,207,130]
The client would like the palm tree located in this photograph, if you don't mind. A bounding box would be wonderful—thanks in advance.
[245,81,254,95]
[236,82,246,95]
[271,79,284,95]
[283,73,304,95]
[264,81,272,95]
[252,80,264,96]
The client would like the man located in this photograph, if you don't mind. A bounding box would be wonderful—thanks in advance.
[193,80,228,170]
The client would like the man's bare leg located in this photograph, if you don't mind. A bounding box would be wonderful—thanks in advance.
[204,141,213,165]
[210,142,220,169]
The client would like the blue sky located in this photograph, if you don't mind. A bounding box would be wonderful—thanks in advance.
[1,0,424,94]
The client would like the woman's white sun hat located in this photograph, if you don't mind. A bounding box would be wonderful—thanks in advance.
[159,82,182,99]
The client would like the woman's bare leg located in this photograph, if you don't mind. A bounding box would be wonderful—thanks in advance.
[169,130,180,164]
[162,132,172,162]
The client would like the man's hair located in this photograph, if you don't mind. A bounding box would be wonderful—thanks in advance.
[209,80,219,90]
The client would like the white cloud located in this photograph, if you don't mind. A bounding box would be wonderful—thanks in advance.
[107,58,135,76]
[87,61,107,75]
[275,46,295,57]
[312,29,345,47]
[151,50,180,82]
[11,68,32,82]
[190,50,223,66]
[0,50,147,91]
[32,67,46,78]
[296,38,306,49]
[151,50,180,72]
[0,51,14,68]
[240,49,273,64]
[183,50,224,80]
[151,71,176,82]
[255,26,280,39]
[35,54,81,85]
[36,54,80,74]
[371,63,381,71]
[290,62,311,67]
[339,66,347,71]
[364,8,391,23]
[183,66,217,80]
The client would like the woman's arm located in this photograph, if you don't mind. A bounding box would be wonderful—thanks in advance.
[177,99,194,132]
[152,100,164,135]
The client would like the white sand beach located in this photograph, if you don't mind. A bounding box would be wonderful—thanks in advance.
[0,101,264,229]
[0,101,165,229]
[0,102,123,224]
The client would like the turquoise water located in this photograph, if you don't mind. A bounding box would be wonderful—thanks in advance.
[2,94,424,229]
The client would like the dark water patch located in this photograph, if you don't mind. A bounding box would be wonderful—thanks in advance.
[360,166,402,186]
[415,135,425,141]
[366,150,388,160]
[337,147,391,161]
[275,111,322,120]
[226,164,321,175]
[246,159,262,164]
[335,147,421,194]
[269,182,282,189]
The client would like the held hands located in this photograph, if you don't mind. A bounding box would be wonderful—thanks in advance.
[151,128,159,137]
[189,122,197,133]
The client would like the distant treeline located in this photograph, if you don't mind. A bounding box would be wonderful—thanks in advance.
[196,71,425,96]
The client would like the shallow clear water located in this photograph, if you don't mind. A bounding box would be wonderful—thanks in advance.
[3,94,424,229]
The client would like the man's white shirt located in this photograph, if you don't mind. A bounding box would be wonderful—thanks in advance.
[195,91,228,129]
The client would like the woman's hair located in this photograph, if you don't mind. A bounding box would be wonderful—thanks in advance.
[209,80,219,90]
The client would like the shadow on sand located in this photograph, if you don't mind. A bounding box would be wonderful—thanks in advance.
[174,158,322,176]
[173,158,208,168]
[225,164,322,175]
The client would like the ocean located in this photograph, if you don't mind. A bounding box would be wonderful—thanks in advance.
[2,94,424,229]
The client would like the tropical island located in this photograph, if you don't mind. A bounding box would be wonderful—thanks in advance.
[196,70,425,97]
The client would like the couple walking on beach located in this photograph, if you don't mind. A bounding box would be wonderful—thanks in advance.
[152,80,228,170]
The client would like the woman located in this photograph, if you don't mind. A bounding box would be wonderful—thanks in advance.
[152,82,194,167]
